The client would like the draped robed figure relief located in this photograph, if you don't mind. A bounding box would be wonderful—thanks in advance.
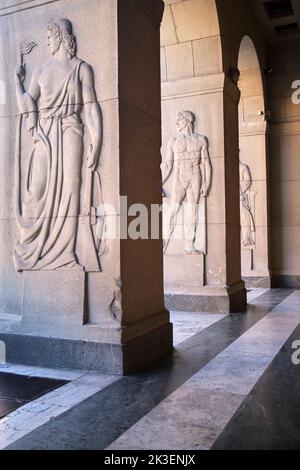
[14,19,103,272]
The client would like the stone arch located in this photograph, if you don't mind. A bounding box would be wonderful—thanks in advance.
[237,35,270,286]
[160,1,246,313]
[238,36,265,125]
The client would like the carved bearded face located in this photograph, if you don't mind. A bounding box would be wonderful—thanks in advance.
[47,30,61,56]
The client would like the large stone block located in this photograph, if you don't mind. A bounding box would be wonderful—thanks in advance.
[171,0,220,42]
[193,36,223,76]
[165,42,194,81]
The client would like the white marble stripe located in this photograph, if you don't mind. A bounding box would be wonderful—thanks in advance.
[171,312,227,346]
[107,291,300,450]
[171,289,267,347]
[0,372,118,450]
[0,304,230,447]
[246,288,269,303]
[0,363,85,381]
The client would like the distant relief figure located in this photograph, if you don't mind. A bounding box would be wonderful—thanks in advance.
[240,160,256,247]
[14,19,103,272]
[161,111,212,254]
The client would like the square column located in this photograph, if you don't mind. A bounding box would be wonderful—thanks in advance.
[0,0,172,374]
[162,74,246,313]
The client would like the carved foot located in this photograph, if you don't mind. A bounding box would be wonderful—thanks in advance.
[242,240,255,248]
[56,261,84,271]
[184,247,202,255]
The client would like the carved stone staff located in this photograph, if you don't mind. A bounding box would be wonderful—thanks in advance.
[14,41,37,269]
[81,144,101,272]
[18,42,37,127]
[19,41,37,67]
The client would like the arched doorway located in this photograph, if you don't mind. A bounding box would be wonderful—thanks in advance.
[237,36,270,288]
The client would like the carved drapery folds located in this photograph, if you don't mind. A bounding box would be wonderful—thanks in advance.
[239,161,256,249]
[14,19,103,272]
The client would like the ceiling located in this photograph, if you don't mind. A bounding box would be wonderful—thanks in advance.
[245,0,300,43]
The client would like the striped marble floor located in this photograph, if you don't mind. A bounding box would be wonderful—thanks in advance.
[1,288,300,450]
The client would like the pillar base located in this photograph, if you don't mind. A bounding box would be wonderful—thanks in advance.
[165,282,247,314]
[243,276,271,288]
[270,275,300,289]
[0,323,173,375]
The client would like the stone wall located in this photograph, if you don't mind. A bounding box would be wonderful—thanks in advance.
[268,39,300,288]
[238,36,270,285]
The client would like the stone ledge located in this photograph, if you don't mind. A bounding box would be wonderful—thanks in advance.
[271,275,300,289]
[165,286,247,313]
[0,323,173,375]
[244,276,271,289]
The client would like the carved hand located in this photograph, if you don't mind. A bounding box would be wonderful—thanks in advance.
[161,162,172,186]
[87,144,98,169]
[201,186,209,197]
[15,64,26,84]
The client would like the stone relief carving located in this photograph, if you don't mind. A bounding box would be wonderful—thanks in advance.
[239,160,256,248]
[109,278,122,323]
[161,111,212,255]
[14,19,103,272]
